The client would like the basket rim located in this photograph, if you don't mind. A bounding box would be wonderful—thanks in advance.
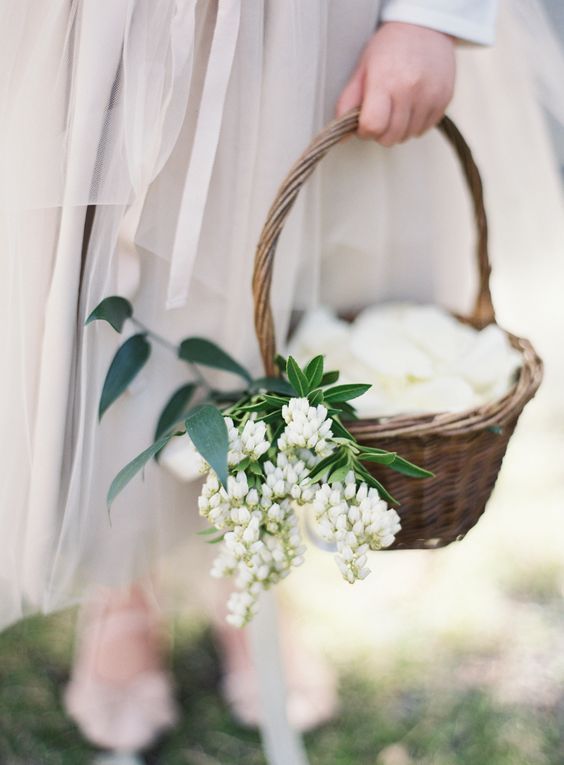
[346,320,543,440]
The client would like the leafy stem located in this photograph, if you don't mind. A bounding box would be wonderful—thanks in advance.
[89,297,435,509]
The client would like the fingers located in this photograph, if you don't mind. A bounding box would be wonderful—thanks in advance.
[336,69,365,118]
[357,89,392,140]
[357,68,439,145]
[377,99,412,146]
[408,99,451,139]
[335,23,456,147]
[359,81,451,145]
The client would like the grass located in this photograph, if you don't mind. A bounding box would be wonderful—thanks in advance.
[1,602,563,765]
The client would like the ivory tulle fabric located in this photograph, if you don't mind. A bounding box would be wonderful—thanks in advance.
[1,0,562,630]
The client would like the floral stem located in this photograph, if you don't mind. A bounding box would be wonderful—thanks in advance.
[130,317,214,394]
[130,317,178,354]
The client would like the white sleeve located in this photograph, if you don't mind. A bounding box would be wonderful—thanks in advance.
[380,0,498,45]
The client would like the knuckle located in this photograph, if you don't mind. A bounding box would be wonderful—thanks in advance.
[359,112,387,139]
[400,71,423,94]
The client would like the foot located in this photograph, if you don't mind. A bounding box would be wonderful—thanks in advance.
[64,586,178,752]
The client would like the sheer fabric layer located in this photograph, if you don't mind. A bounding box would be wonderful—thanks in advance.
[0,0,563,628]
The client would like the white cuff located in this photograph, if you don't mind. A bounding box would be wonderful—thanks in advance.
[380,1,498,45]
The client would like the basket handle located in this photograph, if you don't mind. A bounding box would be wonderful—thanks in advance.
[252,108,495,377]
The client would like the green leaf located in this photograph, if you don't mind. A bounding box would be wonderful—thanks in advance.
[308,389,324,406]
[334,400,359,420]
[389,455,434,479]
[99,334,151,420]
[323,383,371,403]
[358,451,398,466]
[269,422,285,445]
[257,410,282,425]
[236,400,269,414]
[154,383,197,442]
[308,453,341,482]
[327,451,352,483]
[329,464,353,484]
[107,433,174,507]
[86,296,133,332]
[185,405,229,489]
[250,377,296,396]
[321,370,340,386]
[305,355,324,389]
[275,355,288,373]
[248,461,264,477]
[286,356,309,396]
[355,463,399,506]
[329,418,355,441]
[207,534,226,545]
[263,394,290,408]
[210,388,246,404]
[197,526,221,536]
[178,338,252,383]
[236,457,251,471]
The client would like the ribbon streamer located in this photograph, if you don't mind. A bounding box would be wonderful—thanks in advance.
[166,0,242,308]
[248,591,310,765]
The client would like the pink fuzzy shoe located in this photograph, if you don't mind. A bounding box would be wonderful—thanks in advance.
[64,588,178,753]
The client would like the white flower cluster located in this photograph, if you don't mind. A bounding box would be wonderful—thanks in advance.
[313,471,401,583]
[225,417,270,465]
[197,399,401,626]
[278,398,333,456]
[199,451,309,627]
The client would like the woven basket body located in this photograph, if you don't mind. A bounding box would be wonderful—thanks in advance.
[253,110,543,549]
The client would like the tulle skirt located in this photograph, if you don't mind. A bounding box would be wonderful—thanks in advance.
[1,0,563,629]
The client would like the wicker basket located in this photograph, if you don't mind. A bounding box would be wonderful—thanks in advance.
[252,109,543,550]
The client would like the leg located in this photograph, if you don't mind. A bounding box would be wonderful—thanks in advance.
[64,583,177,753]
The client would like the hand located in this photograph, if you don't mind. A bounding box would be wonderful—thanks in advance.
[336,22,456,146]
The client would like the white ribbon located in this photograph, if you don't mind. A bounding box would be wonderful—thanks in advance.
[248,592,310,765]
[166,0,242,309]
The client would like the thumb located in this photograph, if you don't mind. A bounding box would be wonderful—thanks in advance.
[336,68,365,117]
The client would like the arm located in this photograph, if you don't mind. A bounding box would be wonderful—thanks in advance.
[336,1,497,145]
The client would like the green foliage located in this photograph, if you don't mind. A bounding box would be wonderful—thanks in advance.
[321,369,340,386]
[323,383,372,403]
[85,295,132,332]
[155,383,197,441]
[185,405,229,489]
[304,355,325,389]
[286,356,309,396]
[249,377,296,396]
[179,337,252,383]
[274,354,287,373]
[90,300,433,507]
[386,454,434,479]
[107,432,174,507]
[98,333,151,420]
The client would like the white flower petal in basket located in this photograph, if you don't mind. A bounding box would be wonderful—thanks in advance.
[477,375,519,406]
[350,323,433,381]
[397,376,479,414]
[454,324,522,393]
[340,377,394,418]
[159,434,203,483]
[353,302,414,324]
[402,304,476,363]
[288,307,349,359]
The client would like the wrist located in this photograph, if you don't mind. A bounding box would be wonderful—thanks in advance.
[379,20,456,45]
